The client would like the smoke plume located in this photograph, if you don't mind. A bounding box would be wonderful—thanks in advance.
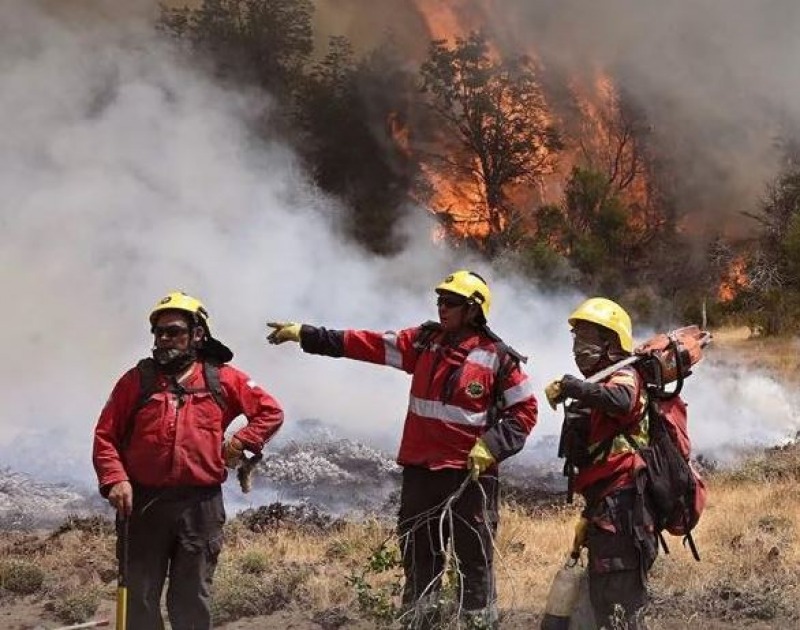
[0,1,796,497]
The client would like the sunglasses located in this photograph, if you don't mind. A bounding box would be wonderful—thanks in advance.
[152,324,191,339]
[437,295,467,309]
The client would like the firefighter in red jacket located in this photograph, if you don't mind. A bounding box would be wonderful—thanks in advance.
[545,298,657,630]
[267,271,538,628]
[93,291,284,630]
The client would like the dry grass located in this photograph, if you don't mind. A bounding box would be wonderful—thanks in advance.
[3,471,798,628]
[709,325,800,385]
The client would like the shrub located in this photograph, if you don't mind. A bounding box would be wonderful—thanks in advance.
[0,559,45,594]
[211,564,310,623]
[239,550,270,575]
[51,587,100,624]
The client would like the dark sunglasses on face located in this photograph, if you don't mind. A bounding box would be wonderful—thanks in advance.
[152,324,190,339]
[437,294,467,309]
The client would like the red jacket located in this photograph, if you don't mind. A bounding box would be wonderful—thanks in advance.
[301,324,538,469]
[93,361,283,493]
[574,367,649,498]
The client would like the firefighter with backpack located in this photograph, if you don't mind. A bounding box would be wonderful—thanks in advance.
[545,298,658,630]
[267,270,538,628]
[92,291,284,630]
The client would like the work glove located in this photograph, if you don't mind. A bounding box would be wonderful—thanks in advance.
[544,379,565,410]
[570,516,589,560]
[559,374,586,399]
[222,436,245,469]
[467,438,495,480]
[266,321,302,345]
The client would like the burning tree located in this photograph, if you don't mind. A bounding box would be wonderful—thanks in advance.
[419,32,562,254]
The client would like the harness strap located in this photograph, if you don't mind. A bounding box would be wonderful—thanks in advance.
[122,359,226,449]
[683,532,701,561]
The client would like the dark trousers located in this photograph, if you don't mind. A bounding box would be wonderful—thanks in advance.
[585,488,657,630]
[398,466,499,613]
[122,485,225,630]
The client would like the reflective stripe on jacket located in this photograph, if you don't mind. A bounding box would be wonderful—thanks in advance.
[301,325,538,470]
[574,367,648,497]
[92,361,283,493]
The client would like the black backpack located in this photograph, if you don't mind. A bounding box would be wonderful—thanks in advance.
[632,392,706,560]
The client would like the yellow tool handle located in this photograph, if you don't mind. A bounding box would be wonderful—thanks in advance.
[115,587,127,630]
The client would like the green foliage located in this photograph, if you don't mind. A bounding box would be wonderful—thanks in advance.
[293,37,417,254]
[347,541,402,625]
[238,549,270,575]
[0,559,45,595]
[51,587,100,624]
[780,213,800,282]
[158,0,314,93]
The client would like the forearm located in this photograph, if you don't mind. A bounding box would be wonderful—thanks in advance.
[481,417,530,462]
[562,379,633,415]
[300,325,345,357]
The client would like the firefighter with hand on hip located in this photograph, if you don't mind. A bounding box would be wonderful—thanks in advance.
[545,298,658,630]
[267,271,538,628]
[93,291,284,630]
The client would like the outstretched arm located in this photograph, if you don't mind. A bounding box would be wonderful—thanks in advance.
[271,323,422,374]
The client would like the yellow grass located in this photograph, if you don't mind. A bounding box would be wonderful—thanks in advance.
[2,471,800,627]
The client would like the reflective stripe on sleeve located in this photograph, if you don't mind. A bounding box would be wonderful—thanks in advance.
[382,331,403,369]
[409,396,489,426]
[500,378,536,409]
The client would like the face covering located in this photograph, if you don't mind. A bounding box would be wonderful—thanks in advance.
[152,346,197,375]
[573,336,607,376]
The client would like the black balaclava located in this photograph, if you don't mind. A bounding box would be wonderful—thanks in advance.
[152,314,201,375]
[572,323,625,377]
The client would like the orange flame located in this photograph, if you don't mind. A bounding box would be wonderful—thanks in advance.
[404,0,654,243]
[718,256,749,302]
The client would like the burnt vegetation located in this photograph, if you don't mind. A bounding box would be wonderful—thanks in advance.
[159,0,799,333]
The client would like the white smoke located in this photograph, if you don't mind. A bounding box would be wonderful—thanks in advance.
[0,1,796,494]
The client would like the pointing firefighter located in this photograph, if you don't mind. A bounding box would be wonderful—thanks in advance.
[545,298,658,630]
[267,271,538,628]
[92,291,284,630]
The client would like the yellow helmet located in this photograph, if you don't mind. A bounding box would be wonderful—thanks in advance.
[435,270,492,320]
[568,297,633,352]
[149,291,209,328]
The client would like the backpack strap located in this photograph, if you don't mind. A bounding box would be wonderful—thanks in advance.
[201,361,227,412]
[121,358,159,450]
[122,359,226,449]
[683,532,701,561]
[412,320,442,352]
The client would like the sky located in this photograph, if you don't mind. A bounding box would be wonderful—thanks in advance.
[0,0,797,488]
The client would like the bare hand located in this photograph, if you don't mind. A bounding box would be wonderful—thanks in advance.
[108,481,133,517]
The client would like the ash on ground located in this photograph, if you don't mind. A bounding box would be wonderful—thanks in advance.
[255,422,402,516]
[0,467,102,530]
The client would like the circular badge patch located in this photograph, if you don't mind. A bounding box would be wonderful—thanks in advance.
[466,381,485,398]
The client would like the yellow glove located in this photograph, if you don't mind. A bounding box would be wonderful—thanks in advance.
[266,321,302,345]
[545,379,564,410]
[467,438,495,480]
[222,436,245,469]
